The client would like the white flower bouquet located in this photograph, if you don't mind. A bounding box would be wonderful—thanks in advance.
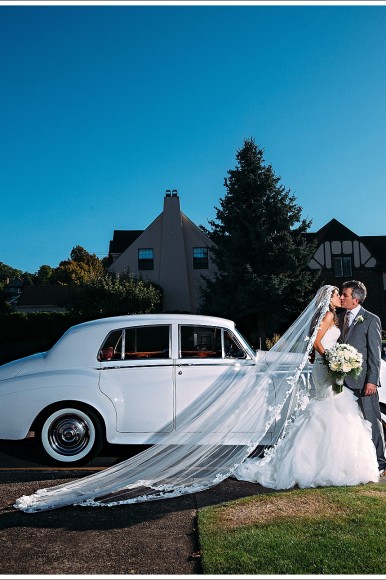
[323,343,363,394]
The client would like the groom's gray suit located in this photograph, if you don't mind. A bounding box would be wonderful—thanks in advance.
[338,306,386,470]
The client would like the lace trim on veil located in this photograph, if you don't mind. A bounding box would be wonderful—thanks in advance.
[14,285,335,513]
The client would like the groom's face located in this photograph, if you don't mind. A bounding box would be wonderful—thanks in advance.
[340,287,359,310]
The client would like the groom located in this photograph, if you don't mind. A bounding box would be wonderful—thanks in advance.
[339,280,386,475]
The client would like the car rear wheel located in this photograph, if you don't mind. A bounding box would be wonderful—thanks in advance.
[37,406,104,466]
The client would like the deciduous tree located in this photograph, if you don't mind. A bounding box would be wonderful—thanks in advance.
[55,245,105,285]
[66,273,162,318]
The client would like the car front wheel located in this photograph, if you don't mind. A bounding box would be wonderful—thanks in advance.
[37,406,104,465]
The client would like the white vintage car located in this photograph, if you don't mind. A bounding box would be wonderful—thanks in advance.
[0,313,385,466]
[0,314,261,465]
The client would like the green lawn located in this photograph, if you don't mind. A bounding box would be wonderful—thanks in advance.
[198,484,386,575]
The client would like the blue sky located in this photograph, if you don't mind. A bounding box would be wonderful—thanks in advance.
[1,2,386,274]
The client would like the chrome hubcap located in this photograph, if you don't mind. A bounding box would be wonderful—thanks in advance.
[48,415,90,456]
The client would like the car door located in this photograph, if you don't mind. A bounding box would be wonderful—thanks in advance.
[174,324,257,435]
[99,324,174,432]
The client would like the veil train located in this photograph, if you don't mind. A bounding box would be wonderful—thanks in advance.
[14,286,334,513]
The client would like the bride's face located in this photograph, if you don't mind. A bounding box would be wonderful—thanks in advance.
[330,289,341,309]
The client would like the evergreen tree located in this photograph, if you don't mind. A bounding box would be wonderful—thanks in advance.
[200,138,319,345]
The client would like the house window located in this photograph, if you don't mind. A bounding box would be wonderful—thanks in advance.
[193,247,209,269]
[333,256,352,277]
[138,248,154,270]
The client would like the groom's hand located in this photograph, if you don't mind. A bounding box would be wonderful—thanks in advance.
[364,383,377,396]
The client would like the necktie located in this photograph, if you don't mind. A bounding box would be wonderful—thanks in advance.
[343,311,351,338]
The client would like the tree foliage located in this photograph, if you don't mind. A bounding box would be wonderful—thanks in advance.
[0,262,23,289]
[200,138,319,343]
[34,265,56,285]
[0,246,163,319]
[66,273,163,318]
[55,245,105,285]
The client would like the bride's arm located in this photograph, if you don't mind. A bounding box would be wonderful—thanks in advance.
[313,311,334,356]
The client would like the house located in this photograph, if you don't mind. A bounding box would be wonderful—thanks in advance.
[108,191,217,313]
[3,277,24,308]
[307,219,386,327]
[15,285,74,313]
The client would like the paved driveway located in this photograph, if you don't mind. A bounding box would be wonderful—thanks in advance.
[0,439,262,575]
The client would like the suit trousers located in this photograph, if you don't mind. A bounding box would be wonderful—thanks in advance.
[351,388,386,470]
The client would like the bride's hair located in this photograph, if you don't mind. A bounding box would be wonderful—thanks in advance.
[308,285,336,338]
[329,286,339,327]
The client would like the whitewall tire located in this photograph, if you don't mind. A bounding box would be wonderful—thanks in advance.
[38,406,104,465]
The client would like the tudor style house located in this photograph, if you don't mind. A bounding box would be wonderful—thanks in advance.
[307,219,386,327]
[108,191,217,313]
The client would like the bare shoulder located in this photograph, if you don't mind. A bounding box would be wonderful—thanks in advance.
[323,311,334,323]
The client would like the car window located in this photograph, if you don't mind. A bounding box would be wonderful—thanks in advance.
[99,325,171,361]
[224,330,247,359]
[98,330,123,361]
[179,325,222,358]
[124,325,170,359]
[179,325,249,359]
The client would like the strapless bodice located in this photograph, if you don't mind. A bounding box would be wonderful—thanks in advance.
[320,325,340,350]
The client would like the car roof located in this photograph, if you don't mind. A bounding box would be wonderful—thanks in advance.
[46,314,238,365]
[66,313,236,334]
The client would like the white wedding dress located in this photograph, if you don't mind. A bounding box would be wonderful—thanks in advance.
[234,326,380,489]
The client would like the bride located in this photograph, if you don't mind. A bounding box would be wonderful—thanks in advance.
[14,285,379,513]
[234,286,380,489]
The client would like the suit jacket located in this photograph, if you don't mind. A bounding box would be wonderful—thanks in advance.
[338,306,382,390]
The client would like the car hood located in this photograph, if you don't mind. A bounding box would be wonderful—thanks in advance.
[0,352,47,381]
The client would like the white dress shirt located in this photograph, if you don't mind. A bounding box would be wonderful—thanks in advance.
[346,304,361,328]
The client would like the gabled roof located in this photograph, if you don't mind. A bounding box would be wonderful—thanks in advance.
[109,230,144,255]
[306,218,386,268]
[313,218,358,243]
[4,276,24,288]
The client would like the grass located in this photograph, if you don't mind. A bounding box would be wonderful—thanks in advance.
[198,483,386,575]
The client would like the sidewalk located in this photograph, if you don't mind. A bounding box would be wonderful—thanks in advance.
[0,475,263,575]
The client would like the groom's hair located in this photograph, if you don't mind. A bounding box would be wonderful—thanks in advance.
[342,280,367,304]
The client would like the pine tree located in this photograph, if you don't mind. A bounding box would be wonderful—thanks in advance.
[200,138,319,345]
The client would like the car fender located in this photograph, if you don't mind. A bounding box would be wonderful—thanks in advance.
[0,370,117,440]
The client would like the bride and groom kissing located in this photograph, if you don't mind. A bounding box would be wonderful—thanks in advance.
[235,280,386,488]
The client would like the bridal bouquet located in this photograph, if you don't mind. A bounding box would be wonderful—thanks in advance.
[323,344,363,394]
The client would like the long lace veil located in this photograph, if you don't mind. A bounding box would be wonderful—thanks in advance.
[14,285,335,513]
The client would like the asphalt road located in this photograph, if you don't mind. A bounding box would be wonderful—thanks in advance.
[0,439,262,576]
